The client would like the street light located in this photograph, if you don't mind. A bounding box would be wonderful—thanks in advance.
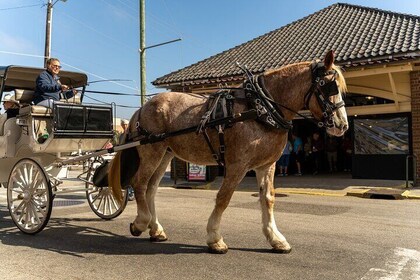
[44,0,68,67]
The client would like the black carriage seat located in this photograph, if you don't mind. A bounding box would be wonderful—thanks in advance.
[14,89,81,117]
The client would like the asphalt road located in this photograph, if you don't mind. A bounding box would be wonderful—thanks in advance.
[1,187,420,280]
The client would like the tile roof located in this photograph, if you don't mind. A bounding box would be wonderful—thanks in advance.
[152,3,420,87]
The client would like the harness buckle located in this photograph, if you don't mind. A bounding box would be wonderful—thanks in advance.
[219,145,225,153]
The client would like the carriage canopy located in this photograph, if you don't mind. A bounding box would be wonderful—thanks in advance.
[0,65,88,98]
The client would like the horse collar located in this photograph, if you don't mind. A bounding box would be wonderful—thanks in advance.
[243,74,293,130]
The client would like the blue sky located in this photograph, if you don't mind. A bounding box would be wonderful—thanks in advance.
[1,0,419,119]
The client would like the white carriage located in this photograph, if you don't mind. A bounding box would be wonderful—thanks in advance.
[0,65,128,234]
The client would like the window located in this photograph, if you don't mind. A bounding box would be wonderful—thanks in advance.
[354,117,409,155]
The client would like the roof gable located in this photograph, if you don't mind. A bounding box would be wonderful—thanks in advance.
[153,3,420,87]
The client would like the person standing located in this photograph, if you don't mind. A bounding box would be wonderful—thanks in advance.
[311,131,324,175]
[33,58,76,108]
[277,138,292,176]
[326,136,338,172]
[119,118,129,144]
[292,132,304,176]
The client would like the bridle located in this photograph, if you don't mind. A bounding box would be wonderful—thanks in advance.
[304,62,345,128]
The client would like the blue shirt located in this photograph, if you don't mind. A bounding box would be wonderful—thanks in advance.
[33,70,73,104]
[293,137,303,153]
[283,141,292,155]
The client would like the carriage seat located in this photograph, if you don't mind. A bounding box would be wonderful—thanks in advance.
[14,89,81,117]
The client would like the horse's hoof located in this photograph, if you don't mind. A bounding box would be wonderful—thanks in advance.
[272,247,292,254]
[208,246,228,254]
[150,235,168,242]
[129,223,142,237]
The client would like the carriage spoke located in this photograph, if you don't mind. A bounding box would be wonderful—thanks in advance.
[29,202,42,225]
[109,194,119,210]
[12,200,26,215]
[106,195,113,215]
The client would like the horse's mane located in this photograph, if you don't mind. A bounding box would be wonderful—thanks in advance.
[263,62,347,94]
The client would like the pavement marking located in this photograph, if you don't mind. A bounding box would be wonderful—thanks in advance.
[402,190,420,200]
[275,189,346,197]
[361,247,420,280]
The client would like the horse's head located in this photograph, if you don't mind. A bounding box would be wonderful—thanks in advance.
[305,50,348,137]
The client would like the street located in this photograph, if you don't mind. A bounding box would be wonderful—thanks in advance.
[1,186,420,280]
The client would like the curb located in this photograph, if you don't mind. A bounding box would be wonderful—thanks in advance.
[275,187,420,200]
[274,189,345,197]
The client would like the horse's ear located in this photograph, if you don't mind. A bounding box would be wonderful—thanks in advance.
[324,50,335,70]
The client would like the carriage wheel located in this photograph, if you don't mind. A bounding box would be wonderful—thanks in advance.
[7,159,53,234]
[85,160,128,220]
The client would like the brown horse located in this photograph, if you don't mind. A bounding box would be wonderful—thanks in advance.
[109,50,348,254]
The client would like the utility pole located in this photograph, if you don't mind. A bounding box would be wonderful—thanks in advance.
[44,0,53,68]
[138,0,180,106]
[44,0,67,68]
[140,0,146,105]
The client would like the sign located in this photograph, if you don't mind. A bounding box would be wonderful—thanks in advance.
[188,163,206,181]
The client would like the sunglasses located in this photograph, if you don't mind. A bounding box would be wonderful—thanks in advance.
[51,65,62,69]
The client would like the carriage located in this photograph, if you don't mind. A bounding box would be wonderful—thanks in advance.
[1,51,349,254]
[0,65,128,234]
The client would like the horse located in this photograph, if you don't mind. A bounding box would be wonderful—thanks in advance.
[108,50,348,254]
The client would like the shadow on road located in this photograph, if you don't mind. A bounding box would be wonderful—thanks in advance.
[0,205,208,256]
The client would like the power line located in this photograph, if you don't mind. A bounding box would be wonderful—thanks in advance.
[0,50,139,92]
[84,94,140,108]
[0,4,40,11]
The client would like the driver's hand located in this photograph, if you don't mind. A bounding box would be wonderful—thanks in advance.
[61,85,69,91]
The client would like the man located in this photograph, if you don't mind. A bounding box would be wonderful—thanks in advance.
[119,119,129,144]
[33,58,76,108]
[1,94,20,118]
[291,132,304,176]
[311,131,324,175]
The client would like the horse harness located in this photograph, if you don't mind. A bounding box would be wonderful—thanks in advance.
[305,61,345,128]
[128,62,344,168]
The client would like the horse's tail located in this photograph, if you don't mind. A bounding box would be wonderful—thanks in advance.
[109,108,142,204]
[109,151,123,203]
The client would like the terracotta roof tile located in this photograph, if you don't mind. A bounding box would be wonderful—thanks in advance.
[153,3,420,87]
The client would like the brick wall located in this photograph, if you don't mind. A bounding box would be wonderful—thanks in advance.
[410,71,420,186]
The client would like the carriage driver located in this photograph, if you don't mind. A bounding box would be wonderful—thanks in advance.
[33,58,76,108]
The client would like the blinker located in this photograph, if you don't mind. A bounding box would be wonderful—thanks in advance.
[321,80,339,96]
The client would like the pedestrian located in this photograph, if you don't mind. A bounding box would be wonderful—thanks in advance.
[291,132,304,175]
[119,118,129,144]
[341,135,352,171]
[311,131,324,175]
[33,58,77,108]
[326,136,338,172]
[277,138,292,176]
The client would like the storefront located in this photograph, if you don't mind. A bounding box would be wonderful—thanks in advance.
[152,3,420,182]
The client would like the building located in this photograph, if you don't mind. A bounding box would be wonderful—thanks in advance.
[153,3,420,181]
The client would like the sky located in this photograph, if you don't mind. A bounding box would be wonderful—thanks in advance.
[0,0,419,119]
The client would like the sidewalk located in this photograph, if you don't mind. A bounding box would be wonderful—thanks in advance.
[162,172,420,200]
